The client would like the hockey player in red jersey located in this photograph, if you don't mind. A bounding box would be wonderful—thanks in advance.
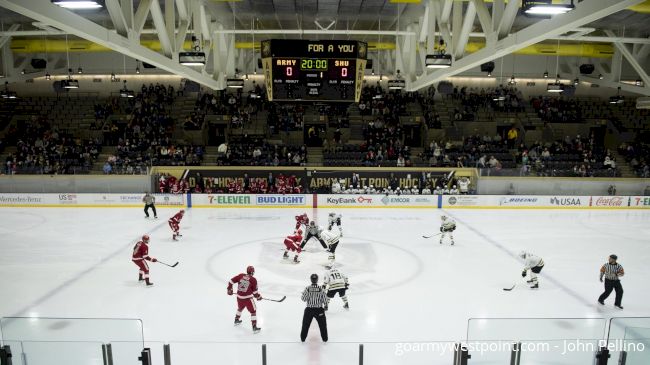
[295,213,309,230]
[227,266,263,333]
[132,235,157,286]
[168,209,185,240]
[283,229,303,263]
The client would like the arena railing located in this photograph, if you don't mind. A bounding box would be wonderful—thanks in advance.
[605,317,650,364]
[3,316,648,364]
[0,317,143,365]
[466,317,607,365]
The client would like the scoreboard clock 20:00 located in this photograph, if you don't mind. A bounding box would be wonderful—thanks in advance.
[261,40,367,102]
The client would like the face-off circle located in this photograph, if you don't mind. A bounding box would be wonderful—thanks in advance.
[207,236,423,296]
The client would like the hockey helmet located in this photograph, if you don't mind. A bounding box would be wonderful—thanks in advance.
[329,212,335,217]
[296,229,303,235]
[309,221,316,227]
[142,235,150,242]
[180,209,185,214]
[441,215,447,221]
[519,251,528,259]
[246,265,255,275]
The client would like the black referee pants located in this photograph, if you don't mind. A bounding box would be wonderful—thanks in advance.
[300,308,328,342]
[599,279,623,306]
[144,204,157,218]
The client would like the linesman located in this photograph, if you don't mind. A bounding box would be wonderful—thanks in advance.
[300,273,328,342]
[143,192,157,219]
[598,254,624,309]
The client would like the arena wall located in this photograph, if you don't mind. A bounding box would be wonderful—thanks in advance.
[1,193,648,210]
[477,177,650,196]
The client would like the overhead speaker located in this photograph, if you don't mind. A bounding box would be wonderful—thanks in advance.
[365,59,373,69]
[31,59,47,69]
[437,81,454,95]
[480,61,495,73]
[579,64,595,75]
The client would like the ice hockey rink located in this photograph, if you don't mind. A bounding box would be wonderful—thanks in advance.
[1,206,649,365]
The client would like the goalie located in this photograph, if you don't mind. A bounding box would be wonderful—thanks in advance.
[440,215,456,245]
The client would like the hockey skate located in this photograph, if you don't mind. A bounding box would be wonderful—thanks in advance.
[252,325,261,333]
[145,280,154,287]
[526,279,534,284]
[138,274,143,281]
[234,319,243,326]
[615,305,624,309]
[283,251,289,259]
[530,284,539,289]
[293,256,300,264]
[451,241,455,245]
[172,234,178,241]
[343,303,349,310]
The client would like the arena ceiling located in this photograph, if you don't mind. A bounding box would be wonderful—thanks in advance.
[0,0,648,95]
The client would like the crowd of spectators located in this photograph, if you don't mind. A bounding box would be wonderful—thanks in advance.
[530,96,582,123]
[513,133,618,177]
[619,142,650,178]
[267,103,306,135]
[4,117,101,174]
[216,136,307,167]
[420,135,512,170]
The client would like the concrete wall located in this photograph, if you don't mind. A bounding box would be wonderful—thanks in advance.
[478,177,650,196]
[0,175,151,193]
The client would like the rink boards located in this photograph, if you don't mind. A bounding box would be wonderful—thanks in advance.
[0,193,648,209]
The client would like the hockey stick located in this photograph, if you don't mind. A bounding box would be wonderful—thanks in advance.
[263,296,286,303]
[503,284,516,291]
[157,260,179,268]
[422,233,442,239]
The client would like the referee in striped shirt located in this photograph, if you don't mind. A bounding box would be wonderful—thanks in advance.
[300,274,328,342]
[598,254,625,309]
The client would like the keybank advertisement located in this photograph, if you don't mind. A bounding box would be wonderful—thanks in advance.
[318,194,437,207]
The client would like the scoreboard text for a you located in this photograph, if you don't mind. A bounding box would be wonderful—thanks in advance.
[261,39,367,102]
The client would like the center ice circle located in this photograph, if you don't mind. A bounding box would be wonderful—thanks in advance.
[206,236,423,296]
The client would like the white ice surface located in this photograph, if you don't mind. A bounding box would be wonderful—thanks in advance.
[0,207,649,365]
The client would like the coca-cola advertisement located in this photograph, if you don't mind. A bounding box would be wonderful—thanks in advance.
[590,196,625,207]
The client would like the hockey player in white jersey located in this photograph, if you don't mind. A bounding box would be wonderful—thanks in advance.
[458,178,470,194]
[520,251,545,289]
[440,215,456,245]
[450,185,460,194]
[323,267,349,311]
[300,221,328,250]
[327,212,343,237]
[320,228,341,266]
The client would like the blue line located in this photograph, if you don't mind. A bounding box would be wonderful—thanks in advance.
[437,195,442,209]
[442,209,594,308]
[186,193,192,208]
[6,220,170,319]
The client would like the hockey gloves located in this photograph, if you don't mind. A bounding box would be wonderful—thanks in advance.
[227,288,233,296]
[521,270,527,278]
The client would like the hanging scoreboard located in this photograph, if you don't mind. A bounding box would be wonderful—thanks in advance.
[261,39,367,102]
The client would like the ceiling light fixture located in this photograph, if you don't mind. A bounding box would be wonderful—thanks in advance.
[51,0,103,9]
[523,0,574,15]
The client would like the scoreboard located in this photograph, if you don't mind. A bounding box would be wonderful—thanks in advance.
[261,39,367,102]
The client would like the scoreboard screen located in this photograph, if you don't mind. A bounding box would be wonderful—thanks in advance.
[261,40,367,102]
